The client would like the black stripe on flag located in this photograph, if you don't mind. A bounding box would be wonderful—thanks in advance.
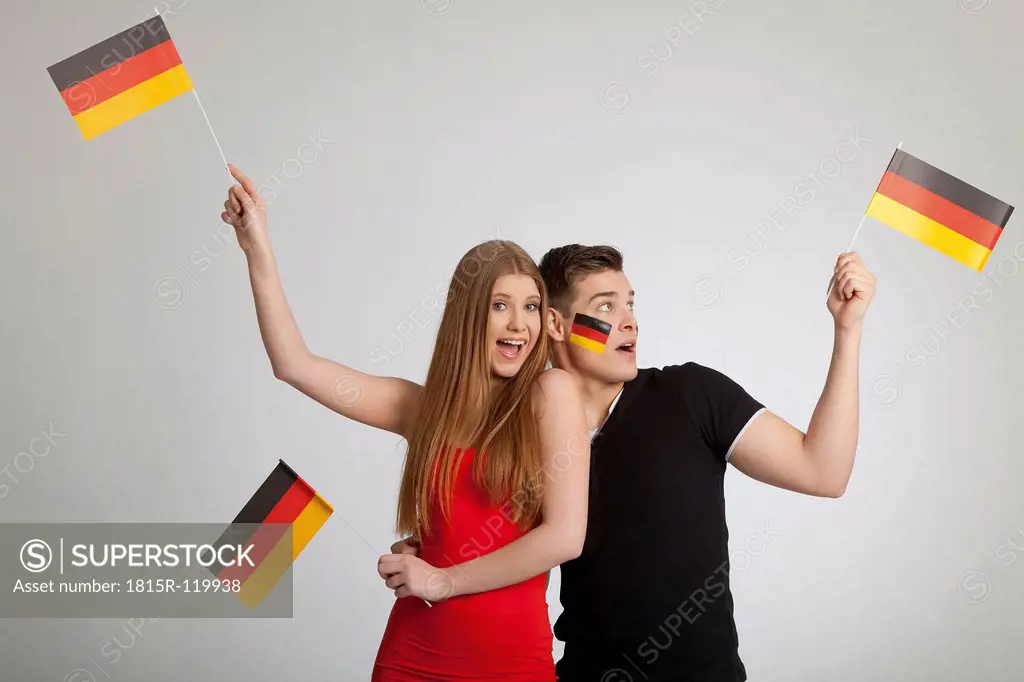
[47,16,172,92]
[887,150,1014,228]
[572,313,612,335]
[211,461,298,557]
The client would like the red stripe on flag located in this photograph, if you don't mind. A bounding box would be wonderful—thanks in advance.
[570,323,609,344]
[876,170,1004,250]
[60,40,184,115]
[217,479,314,584]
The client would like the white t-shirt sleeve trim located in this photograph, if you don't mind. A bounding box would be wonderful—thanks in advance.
[725,407,767,462]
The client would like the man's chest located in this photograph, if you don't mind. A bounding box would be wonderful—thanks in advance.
[586,416,726,537]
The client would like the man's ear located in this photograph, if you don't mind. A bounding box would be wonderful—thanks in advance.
[546,307,566,342]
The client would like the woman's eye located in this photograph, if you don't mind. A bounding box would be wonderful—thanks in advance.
[525,303,539,312]
[597,302,611,313]
[627,302,635,311]
[492,301,507,311]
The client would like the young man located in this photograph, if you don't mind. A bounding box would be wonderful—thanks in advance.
[387,243,876,681]
[537,244,874,682]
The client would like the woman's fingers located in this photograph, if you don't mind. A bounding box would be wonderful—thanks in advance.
[228,164,262,207]
[377,560,398,580]
[221,204,242,226]
[378,554,406,578]
[390,537,420,555]
[230,184,256,212]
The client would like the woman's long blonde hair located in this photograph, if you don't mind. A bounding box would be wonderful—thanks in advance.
[397,240,549,537]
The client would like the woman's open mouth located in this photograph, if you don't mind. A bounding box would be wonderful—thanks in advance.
[497,338,527,360]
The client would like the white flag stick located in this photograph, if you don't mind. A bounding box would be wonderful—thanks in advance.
[191,89,235,184]
[156,6,235,185]
[826,140,902,301]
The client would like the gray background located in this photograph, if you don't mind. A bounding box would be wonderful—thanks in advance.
[2,0,1022,680]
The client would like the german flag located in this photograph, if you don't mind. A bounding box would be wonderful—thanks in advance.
[569,313,612,354]
[212,460,333,608]
[46,16,193,140]
[865,149,1014,272]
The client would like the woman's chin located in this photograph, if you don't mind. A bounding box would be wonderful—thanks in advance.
[490,360,523,380]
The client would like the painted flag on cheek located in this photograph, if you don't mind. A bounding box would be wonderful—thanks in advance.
[211,460,333,608]
[865,149,1014,272]
[569,313,612,354]
[47,15,193,140]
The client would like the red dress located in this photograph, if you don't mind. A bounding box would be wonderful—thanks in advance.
[372,447,556,681]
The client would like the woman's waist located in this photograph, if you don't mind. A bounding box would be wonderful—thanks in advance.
[417,546,547,584]
[417,540,540,568]
[421,566,549,611]
[383,592,553,641]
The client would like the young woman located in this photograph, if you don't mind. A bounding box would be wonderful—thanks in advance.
[220,165,591,681]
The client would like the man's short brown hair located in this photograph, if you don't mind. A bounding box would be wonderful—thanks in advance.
[538,244,624,315]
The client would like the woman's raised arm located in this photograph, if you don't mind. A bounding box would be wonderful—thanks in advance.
[223,164,422,438]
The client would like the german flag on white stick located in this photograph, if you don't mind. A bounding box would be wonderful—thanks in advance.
[213,460,333,608]
[865,149,1014,271]
[46,15,193,140]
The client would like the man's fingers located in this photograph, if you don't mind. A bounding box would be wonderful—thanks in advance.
[835,271,849,297]
[385,574,406,590]
[835,263,857,286]
[830,252,875,303]
[839,273,868,300]
[836,259,870,279]
[834,261,875,295]
[835,258,858,277]
[835,250,861,271]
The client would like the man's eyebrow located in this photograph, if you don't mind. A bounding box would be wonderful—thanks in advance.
[587,290,634,303]
[588,291,618,303]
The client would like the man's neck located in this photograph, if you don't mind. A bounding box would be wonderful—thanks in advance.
[572,373,625,433]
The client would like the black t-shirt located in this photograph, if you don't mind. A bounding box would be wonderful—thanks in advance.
[554,362,766,682]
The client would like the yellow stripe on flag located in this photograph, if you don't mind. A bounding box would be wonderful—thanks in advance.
[569,334,605,354]
[237,526,293,609]
[71,64,192,140]
[866,192,993,272]
[235,496,331,609]
[292,494,332,559]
